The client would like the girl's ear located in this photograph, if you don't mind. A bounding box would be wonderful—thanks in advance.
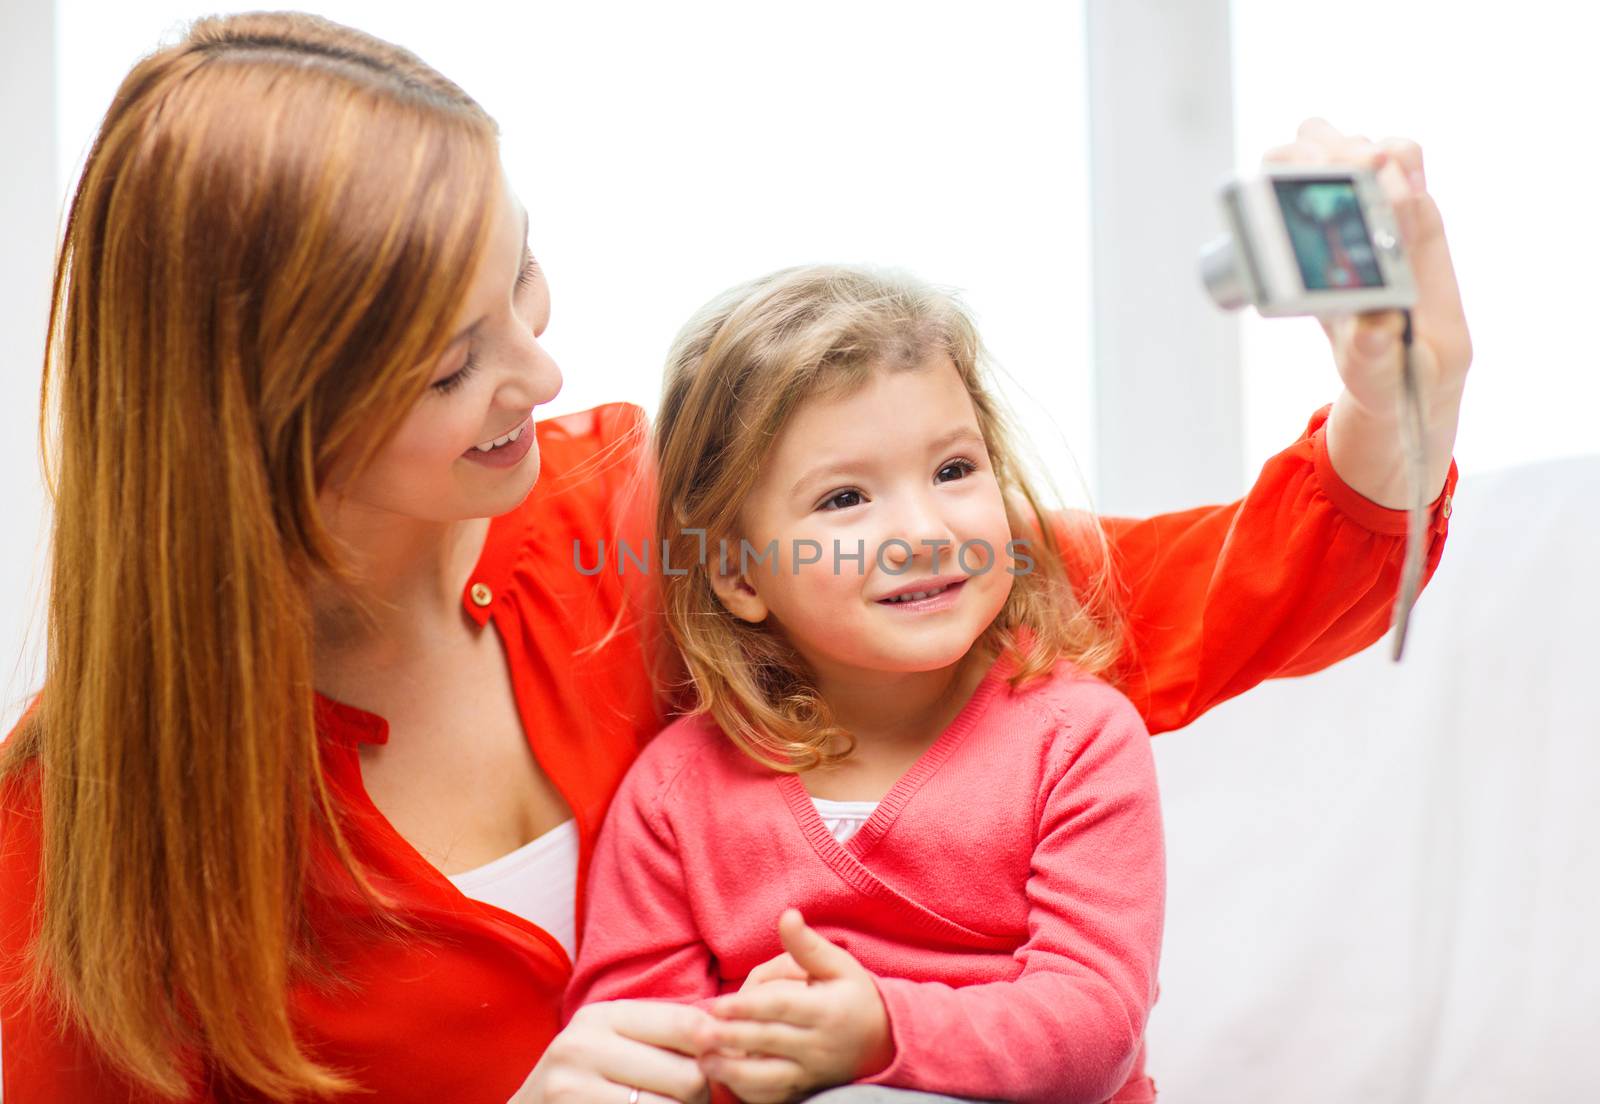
[706,537,770,624]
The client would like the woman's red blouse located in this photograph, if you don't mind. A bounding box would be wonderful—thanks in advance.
[0,401,1457,1101]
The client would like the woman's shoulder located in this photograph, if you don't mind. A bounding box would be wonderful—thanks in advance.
[470,401,661,636]
[0,747,45,924]
[530,401,650,502]
[1,701,44,818]
[532,401,649,459]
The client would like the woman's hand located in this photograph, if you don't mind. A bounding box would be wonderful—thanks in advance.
[511,1000,713,1104]
[695,910,893,1104]
[1264,118,1472,508]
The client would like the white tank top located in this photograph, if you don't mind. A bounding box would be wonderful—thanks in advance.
[447,818,580,960]
[812,797,880,844]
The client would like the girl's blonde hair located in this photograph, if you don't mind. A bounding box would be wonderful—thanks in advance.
[653,265,1124,772]
[0,12,501,1099]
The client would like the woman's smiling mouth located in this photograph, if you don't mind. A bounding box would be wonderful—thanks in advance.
[461,414,534,468]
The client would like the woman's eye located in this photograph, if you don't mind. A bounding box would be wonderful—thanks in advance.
[430,351,478,395]
[936,458,978,483]
[515,250,540,292]
[820,489,864,511]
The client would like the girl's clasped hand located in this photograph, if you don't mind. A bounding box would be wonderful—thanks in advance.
[523,910,889,1104]
[696,910,894,1102]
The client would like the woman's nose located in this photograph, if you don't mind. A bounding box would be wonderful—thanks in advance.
[505,335,562,410]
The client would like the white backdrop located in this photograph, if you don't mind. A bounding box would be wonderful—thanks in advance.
[1146,455,1600,1101]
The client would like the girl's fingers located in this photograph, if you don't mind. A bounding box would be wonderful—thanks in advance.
[700,1053,810,1104]
[775,909,857,981]
[741,951,808,989]
[704,1017,816,1062]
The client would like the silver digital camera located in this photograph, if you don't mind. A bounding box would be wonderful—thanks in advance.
[1200,165,1416,317]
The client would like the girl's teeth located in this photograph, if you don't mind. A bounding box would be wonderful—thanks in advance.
[886,584,949,604]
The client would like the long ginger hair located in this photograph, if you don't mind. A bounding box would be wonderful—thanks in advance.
[652,265,1125,772]
[0,12,501,1099]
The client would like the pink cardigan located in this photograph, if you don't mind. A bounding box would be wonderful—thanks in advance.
[564,652,1165,1104]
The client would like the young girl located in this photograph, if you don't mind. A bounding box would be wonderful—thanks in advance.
[565,266,1167,1104]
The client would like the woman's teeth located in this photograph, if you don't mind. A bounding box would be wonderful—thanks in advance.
[473,424,526,452]
[883,583,951,604]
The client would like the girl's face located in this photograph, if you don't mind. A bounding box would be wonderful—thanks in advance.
[328,170,563,523]
[713,356,1017,681]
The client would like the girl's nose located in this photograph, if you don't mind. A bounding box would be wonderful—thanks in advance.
[884,496,959,567]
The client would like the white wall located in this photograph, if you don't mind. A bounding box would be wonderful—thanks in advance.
[0,1,56,736]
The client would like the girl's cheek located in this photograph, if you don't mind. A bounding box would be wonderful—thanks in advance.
[795,559,862,604]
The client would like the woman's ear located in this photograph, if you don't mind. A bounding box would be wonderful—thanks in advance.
[705,536,770,624]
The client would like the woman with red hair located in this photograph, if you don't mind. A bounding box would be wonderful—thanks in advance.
[0,12,1467,1103]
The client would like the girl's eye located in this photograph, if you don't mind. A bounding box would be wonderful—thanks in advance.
[819,460,979,512]
[936,458,979,483]
[430,350,479,396]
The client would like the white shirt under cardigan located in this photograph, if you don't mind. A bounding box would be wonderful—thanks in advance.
[811,796,881,844]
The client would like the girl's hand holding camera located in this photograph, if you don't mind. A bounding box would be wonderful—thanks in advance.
[695,910,894,1103]
[1269,117,1472,509]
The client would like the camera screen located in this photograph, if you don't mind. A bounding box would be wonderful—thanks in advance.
[1273,178,1385,291]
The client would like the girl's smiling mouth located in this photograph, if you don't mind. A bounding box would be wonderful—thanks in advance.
[874,576,967,610]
